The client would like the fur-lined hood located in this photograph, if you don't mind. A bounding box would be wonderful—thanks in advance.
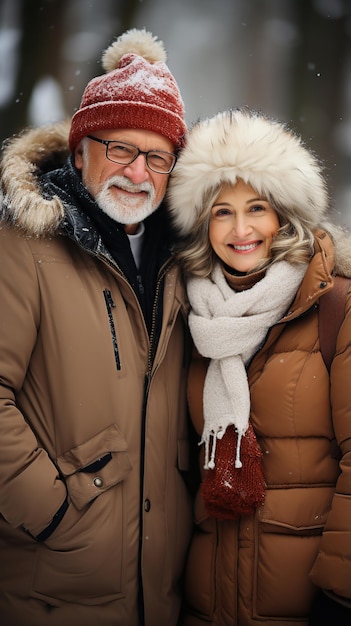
[0,121,71,237]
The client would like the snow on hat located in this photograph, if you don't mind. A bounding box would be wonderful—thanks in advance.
[69,28,186,151]
[168,108,328,235]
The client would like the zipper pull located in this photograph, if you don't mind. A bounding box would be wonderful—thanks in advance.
[104,289,115,307]
[137,275,145,295]
[103,289,121,371]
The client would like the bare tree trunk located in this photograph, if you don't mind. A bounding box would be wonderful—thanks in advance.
[0,0,68,141]
[0,0,148,143]
[290,0,349,199]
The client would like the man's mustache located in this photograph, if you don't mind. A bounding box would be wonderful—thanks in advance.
[105,176,154,195]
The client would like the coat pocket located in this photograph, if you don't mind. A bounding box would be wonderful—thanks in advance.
[31,424,132,605]
[56,423,132,510]
[252,487,334,619]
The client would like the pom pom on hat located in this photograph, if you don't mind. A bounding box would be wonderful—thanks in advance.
[101,28,167,70]
[69,28,186,151]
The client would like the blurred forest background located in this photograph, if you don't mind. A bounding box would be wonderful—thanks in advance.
[0,0,350,226]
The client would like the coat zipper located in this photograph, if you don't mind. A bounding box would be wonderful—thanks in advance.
[138,259,173,626]
[144,261,172,391]
[103,288,121,371]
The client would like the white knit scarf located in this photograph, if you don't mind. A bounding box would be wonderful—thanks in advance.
[187,261,307,469]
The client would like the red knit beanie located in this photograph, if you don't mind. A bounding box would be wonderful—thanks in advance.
[69,28,187,152]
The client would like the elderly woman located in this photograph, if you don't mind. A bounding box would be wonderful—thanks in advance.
[168,108,351,626]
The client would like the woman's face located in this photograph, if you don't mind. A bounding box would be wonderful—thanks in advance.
[209,179,280,273]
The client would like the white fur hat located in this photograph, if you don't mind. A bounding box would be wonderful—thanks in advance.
[168,108,328,236]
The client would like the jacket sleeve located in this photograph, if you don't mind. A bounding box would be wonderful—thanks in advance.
[309,288,351,604]
[0,229,67,537]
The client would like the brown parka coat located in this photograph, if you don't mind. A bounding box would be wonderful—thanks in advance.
[0,123,192,626]
[183,231,351,626]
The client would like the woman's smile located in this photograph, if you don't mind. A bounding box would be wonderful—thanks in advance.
[209,179,280,273]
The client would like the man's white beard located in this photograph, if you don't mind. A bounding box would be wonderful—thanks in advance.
[95,175,159,224]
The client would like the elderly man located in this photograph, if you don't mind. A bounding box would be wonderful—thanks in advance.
[0,29,192,626]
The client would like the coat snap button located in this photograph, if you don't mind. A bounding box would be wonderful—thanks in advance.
[144,499,151,512]
[93,477,103,488]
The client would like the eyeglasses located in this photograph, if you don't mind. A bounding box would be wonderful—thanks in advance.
[87,135,177,174]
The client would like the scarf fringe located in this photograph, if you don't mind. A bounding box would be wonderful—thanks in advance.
[201,427,244,469]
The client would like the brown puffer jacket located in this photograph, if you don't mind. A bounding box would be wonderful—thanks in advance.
[183,232,351,626]
[0,123,192,626]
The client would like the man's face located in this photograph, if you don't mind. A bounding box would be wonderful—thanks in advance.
[74,128,176,233]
